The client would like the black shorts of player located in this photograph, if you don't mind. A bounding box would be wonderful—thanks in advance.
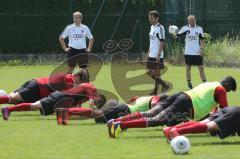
[146,57,164,69]
[40,91,75,116]
[157,92,193,126]
[95,104,131,123]
[184,55,203,65]
[208,106,240,139]
[13,79,41,103]
[67,47,89,68]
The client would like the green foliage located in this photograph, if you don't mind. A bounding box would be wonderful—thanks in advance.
[169,34,240,67]
[204,35,240,64]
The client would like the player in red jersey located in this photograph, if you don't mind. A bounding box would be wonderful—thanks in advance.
[1,83,106,120]
[55,94,168,125]
[0,70,89,105]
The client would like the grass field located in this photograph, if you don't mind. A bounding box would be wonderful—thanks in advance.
[0,65,240,159]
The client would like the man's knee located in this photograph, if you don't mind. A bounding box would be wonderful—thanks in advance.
[186,65,191,71]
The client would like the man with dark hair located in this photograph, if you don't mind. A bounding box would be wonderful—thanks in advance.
[164,106,240,142]
[147,10,169,95]
[0,70,89,105]
[1,83,106,120]
[108,76,237,138]
[55,94,168,125]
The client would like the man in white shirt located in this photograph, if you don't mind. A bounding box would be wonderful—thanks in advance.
[171,15,206,89]
[59,11,94,73]
[146,10,169,95]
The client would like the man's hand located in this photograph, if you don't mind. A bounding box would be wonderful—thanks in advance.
[85,48,91,53]
[65,47,71,53]
[171,33,178,39]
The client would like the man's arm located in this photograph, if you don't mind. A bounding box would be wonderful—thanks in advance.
[86,27,94,53]
[59,26,71,52]
[214,86,228,109]
[156,26,165,61]
[59,37,70,52]
[86,38,94,52]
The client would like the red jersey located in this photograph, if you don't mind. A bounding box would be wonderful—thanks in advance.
[63,83,97,105]
[35,73,75,98]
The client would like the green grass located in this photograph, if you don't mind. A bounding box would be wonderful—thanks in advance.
[0,65,240,159]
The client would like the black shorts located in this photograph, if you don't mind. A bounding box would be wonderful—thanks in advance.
[67,47,89,68]
[146,57,164,69]
[40,91,74,116]
[14,79,41,103]
[184,55,203,65]
[160,92,193,126]
[208,106,240,139]
[95,104,131,123]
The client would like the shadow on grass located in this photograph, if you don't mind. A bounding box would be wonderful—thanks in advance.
[192,141,240,146]
[122,135,163,139]
[131,128,163,132]
[66,122,97,126]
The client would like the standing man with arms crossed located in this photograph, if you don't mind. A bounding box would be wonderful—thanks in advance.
[170,15,206,89]
[59,11,94,73]
[147,10,169,95]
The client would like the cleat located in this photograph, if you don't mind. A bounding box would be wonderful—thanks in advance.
[162,84,170,93]
[56,108,63,125]
[62,108,69,125]
[111,122,122,138]
[107,119,114,138]
[188,83,193,89]
[1,106,10,120]
[149,87,158,95]
[163,127,172,143]
[169,128,180,140]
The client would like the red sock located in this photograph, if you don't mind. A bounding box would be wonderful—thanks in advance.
[120,119,147,129]
[114,112,144,122]
[176,122,208,135]
[0,95,10,104]
[173,121,197,129]
[7,103,32,112]
[68,107,93,117]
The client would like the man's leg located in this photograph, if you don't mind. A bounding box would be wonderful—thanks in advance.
[186,65,193,89]
[198,65,207,82]
[57,107,104,125]
[1,101,42,120]
[169,120,218,140]
[113,104,164,122]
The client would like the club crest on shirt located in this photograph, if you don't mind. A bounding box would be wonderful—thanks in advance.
[195,32,199,35]
[81,30,84,33]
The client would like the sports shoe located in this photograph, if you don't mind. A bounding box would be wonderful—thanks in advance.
[62,108,70,125]
[111,122,123,138]
[56,108,63,125]
[169,128,180,140]
[107,119,114,138]
[163,127,172,143]
[1,106,10,120]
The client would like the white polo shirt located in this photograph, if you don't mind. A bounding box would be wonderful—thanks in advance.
[60,23,93,49]
[178,25,204,55]
[149,23,165,58]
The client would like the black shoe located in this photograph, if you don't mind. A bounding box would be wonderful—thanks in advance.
[188,83,193,89]
[149,87,158,95]
[162,84,170,93]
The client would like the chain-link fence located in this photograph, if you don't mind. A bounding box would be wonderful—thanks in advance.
[0,0,239,56]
